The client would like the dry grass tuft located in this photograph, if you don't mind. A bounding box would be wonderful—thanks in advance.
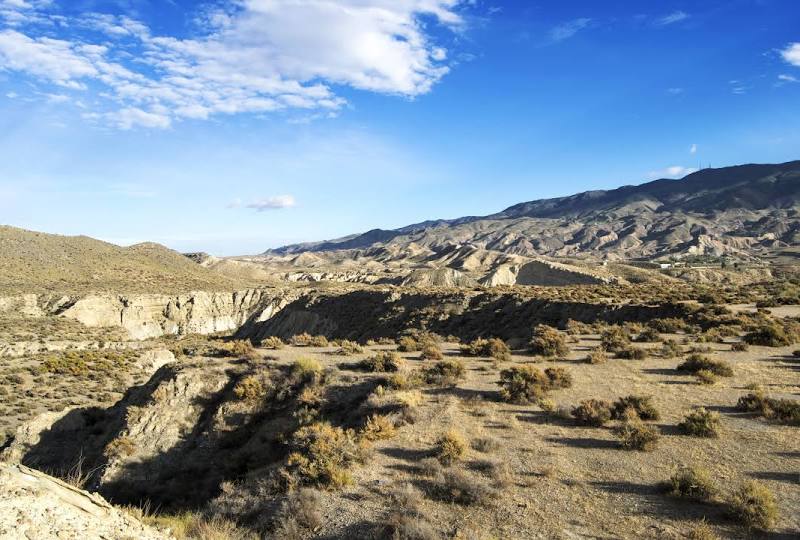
[571,399,612,426]
[435,429,467,466]
[729,480,778,530]
[529,325,569,357]
[678,408,720,437]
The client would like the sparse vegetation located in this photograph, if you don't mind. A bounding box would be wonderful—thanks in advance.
[358,351,406,372]
[585,348,607,364]
[460,337,511,362]
[665,466,717,501]
[729,481,778,530]
[614,419,660,451]
[737,389,800,425]
[529,325,569,357]
[435,429,467,465]
[283,422,364,489]
[498,365,572,404]
[677,354,733,377]
[678,408,720,437]
[571,399,612,426]
[423,359,465,386]
[611,395,660,421]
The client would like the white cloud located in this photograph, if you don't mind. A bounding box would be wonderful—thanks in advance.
[648,166,698,179]
[666,87,684,95]
[690,144,697,154]
[0,0,468,128]
[244,195,296,211]
[550,18,591,42]
[778,74,798,84]
[657,11,689,26]
[782,43,800,66]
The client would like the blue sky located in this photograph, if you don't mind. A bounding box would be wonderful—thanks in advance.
[0,0,799,255]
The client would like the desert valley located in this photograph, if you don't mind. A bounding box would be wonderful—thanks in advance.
[1,163,799,539]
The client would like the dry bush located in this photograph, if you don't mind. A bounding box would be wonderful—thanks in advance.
[677,354,733,377]
[611,395,660,421]
[471,437,501,453]
[398,336,422,352]
[359,351,406,372]
[435,429,466,466]
[283,422,364,489]
[614,419,660,451]
[498,366,572,404]
[737,390,800,425]
[233,373,270,403]
[273,488,323,539]
[460,338,511,362]
[688,521,719,540]
[361,414,398,441]
[335,340,364,356]
[229,340,258,360]
[571,399,612,426]
[423,359,465,386]
[260,336,284,349]
[666,466,717,501]
[678,408,720,437]
[385,370,425,390]
[729,481,778,530]
[743,323,799,347]
[585,348,607,364]
[384,483,437,540]
[104,436,136,459]
[144,512,254,540]
[615,346,648,360]
[660,339,683,358]
[635,327,662,343]
[431,468,497,505]
[291,333,329,347]
[292,357,323,384]
[420,343,444,361]
[529,325,569,357]
[695,369,718,385]
[600,326,631,354]
[649,318,691,333]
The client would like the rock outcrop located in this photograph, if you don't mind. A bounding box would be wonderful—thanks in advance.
[0,463,172,540]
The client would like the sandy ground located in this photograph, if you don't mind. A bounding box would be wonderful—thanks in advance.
[257,337,799,540]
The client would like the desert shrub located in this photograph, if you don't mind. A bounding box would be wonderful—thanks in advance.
[666,466,717,501]
[649,317,691,333]
[585,348,607,364]
[743,324,795,347]
[737,390,800,425]
[359,351,406,373]
[695,370,718,385]
[471,437,501,453]
[529,325,569,357]
[729,481,778,530]
[688,521,719,540]
[104,436,136,459]
[435,430,466,465]
[678,408,720,437]
[565,319,593,334]
[677,354,733,377]
[234,374,269,403]
[361,414,397,441]
[142,512,253,540]
[260,336,285,349]
[423,360,465,386]
[600,326,631,353]
[731,341,748,352]
[635,327,662,343]
[615,346,648,360]
[291,333,329,347]
[229,340,258,359]
[614,420,660,451]
[660,339,683,358]
[283,422,364,489]
[385,370,424,390]
[292,357,323,383]
[383,483,436,540]
[39,353,89,376]
[571,399,612,426]
[419,343,444,361]
[397,336,422,352]
[273,488,323,539]
[611,395,660,421]
[460,338,511,362]
[498,366,572,404]
[432,468,497,505]
[335,340,363,356]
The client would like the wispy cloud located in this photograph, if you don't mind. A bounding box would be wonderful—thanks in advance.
[231,195,297,212]
[0,0,469,129]
[690,144,697,154]
[781,43,800,66]
[549,18,591,43]
[648,166,698,179]
[656,11,689,26]
[666,87,684,95]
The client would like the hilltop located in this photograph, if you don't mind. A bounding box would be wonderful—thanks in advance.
[0,226,249,295]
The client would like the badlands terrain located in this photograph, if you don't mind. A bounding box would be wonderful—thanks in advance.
[0,163,799,539]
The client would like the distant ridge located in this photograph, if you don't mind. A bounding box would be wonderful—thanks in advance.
[267,161,800,261]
